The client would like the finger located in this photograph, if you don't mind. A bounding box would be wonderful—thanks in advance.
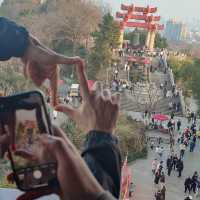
[75,61,90,101]
[28,62,44,86]
[91,81,103,96]
[51,125,69,144]
[17,187,60,200]
[102,89,111,100]
[55,104,78,121]
[111,93,120,105]
[49,65,59,107]
[14,149,38,161]
[51,125,65,138]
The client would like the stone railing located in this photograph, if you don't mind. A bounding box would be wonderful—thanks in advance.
[178,90,186,116]
[165,59,186,116]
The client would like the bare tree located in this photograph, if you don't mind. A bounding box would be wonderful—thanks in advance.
[132,82,162,112]
[1,0,102,50]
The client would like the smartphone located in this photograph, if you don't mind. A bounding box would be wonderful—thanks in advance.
[0,90,58,191]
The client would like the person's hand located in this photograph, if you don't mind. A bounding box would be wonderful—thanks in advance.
[15,126,103,200]
[55,64,120,133]
[21,35,85,107]
[13,134,61,200]
[23,61,59,107]
[7,172,60,200]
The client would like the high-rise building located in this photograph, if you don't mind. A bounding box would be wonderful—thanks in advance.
[165,20,188,41]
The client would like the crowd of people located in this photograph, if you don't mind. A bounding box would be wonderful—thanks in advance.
[184,171,200,197]
[149,110,200,200]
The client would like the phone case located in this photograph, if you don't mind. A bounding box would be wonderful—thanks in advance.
[0,90,58,191]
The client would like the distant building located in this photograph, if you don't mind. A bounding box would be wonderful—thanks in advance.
[165,20,188,41]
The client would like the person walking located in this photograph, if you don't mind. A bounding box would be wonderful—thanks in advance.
[172,154,178,170]
[154,169,161,189]
[152,159,158,174]
[190,140,195,152]
[156,161,164,173]
[191,171,198,193]
[177,119,182,131]
[160,172,165,188]
[184,176,192,194]
[191,135,197,152]
[180,143,186,159]
[155,190,162,200]
[196,178,200,198]
[161,185,166,200]
[170,111,175,119]
[191,112,195,122]
[176,158,184,177]
[166,156,173,176]
[150,140,155,150]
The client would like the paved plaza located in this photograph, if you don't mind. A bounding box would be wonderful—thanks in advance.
[131,129,200,200]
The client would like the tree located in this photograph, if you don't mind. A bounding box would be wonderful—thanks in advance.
[0,0,102,79]
[124,30,147,46]
[0,0,102,51]
[88,13,120,78]
[124,30,168,49]
[154,33,168,49]
[132,82,161,112]
[0,62,36,95]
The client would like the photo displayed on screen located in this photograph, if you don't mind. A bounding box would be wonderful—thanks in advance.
[10,93,57,190]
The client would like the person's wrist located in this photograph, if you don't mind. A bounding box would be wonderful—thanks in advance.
[84,130,118,151]
[90,128,113,135]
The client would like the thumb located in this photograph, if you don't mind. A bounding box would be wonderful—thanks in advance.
[55,104,78,121]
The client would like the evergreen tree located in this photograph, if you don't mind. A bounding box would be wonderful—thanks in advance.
[88,13,120,78]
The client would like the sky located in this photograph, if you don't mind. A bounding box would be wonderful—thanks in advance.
[102,0,200,23]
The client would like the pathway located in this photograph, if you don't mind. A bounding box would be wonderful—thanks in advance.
[131,128,200,200]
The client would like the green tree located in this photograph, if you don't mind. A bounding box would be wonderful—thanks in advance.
[154,33,168,49]
[190,59,200,108]
[124,30,147,46]
[88,13,120,78]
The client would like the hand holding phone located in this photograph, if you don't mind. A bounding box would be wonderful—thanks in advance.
[0,91,58,191]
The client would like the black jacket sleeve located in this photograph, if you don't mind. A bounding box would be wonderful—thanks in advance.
[82,131,122,199]
[0,17,29,61]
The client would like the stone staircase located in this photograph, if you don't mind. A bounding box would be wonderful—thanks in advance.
[117,56,183,116]
[120,89,182,116]
[120,91,140,111]
[118,69,128,80]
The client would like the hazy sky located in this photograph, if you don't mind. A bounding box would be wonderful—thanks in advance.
[102,0,200,22]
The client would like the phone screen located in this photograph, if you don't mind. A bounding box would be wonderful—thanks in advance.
[2,92,57,191]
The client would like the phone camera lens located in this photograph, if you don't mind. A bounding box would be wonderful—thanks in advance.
[33,170,42,179]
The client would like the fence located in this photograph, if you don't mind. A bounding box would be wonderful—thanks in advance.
[147,136,170,145]
[165,58,186,116]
